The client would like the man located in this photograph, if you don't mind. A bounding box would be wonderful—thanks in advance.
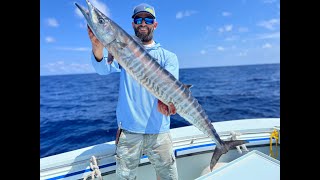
[87,3,179,180]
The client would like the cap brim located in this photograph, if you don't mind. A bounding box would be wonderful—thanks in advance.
[132,11,155,18]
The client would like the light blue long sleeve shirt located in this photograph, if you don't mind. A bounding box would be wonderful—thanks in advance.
[91,42,179,134]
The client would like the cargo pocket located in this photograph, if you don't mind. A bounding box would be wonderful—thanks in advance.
[114,154,124,177]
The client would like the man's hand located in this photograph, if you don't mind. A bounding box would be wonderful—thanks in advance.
[87,25,114,64]
[157,100,176,116]
[87,25,104,61]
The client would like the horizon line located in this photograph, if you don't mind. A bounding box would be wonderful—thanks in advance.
[40,62,280,77]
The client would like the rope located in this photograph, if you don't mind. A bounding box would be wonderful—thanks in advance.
[83,156,103,180]
[269,129,279,158]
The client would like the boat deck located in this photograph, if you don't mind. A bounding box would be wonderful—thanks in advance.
[40,118,280,180]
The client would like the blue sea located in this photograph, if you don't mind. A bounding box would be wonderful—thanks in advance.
[40,63,280,158]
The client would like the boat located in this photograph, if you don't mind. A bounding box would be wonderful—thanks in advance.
[40,118,280,180]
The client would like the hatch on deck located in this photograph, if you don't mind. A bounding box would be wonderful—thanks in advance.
[196,150,280,180]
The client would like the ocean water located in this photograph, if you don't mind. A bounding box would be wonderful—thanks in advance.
[40,63,280,158]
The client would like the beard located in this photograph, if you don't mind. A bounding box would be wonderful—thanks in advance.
[134,25,154,42]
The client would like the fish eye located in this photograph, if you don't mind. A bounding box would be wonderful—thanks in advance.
[98,18,105,24]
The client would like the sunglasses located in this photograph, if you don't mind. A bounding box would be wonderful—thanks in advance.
[133,17,155,25]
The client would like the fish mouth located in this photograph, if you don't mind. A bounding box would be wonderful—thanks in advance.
[74,2,90,23]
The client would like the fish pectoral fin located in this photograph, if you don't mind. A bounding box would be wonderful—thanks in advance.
[117,41,128,49]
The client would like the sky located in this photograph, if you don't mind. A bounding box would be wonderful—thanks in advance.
[40,0,280,76]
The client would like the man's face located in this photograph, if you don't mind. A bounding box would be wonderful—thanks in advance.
[132,12,158,42]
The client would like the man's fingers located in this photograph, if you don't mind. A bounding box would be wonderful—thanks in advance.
[87,27,94,39]
[162,104,169,116]
[168,102,176,115]
[158,100,169,116]
[157,100,176,116]
[87,25,92,34]
[157,100,177,116]
[87,25,97,41]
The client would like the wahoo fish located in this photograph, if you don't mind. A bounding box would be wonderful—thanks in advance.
[75,0,247,170]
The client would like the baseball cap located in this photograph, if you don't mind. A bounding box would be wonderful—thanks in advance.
[132,3,156,19]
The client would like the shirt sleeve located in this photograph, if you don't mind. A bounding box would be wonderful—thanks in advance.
[91,48,121,75]
[164,53,179,80]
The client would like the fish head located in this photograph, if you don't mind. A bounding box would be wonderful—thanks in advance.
[75,0,116,45]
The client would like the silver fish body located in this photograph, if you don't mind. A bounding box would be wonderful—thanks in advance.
[75,0,247,170]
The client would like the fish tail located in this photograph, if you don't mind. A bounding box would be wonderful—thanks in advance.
[210,140,248,171]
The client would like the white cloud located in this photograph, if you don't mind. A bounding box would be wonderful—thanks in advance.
[79,21,87,28]
[75,7,84,18]
[75,0,111,18]
[42,61,94,74]
[176,10,197,19]
[257,18,280,30]
[218,24,233,33]
[46,18,59,27]
[225,36,238,41]
[217,46,225,51]
[238,50,248,56]
[55,47,91,51]
[262,43,272,48]
[238,27,249,32]
[206,25,214,32]
[218,27,224,33]
[45,36,55,43]
[200,50,206,55]
[92,0,110,16]
[257,32,280,39]
[225,25,233,32]
[222,12,232,17]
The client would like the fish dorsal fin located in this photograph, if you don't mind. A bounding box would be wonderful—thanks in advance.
[184,84,193,89]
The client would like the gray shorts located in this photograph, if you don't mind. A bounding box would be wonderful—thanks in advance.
[115,130,178,180]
